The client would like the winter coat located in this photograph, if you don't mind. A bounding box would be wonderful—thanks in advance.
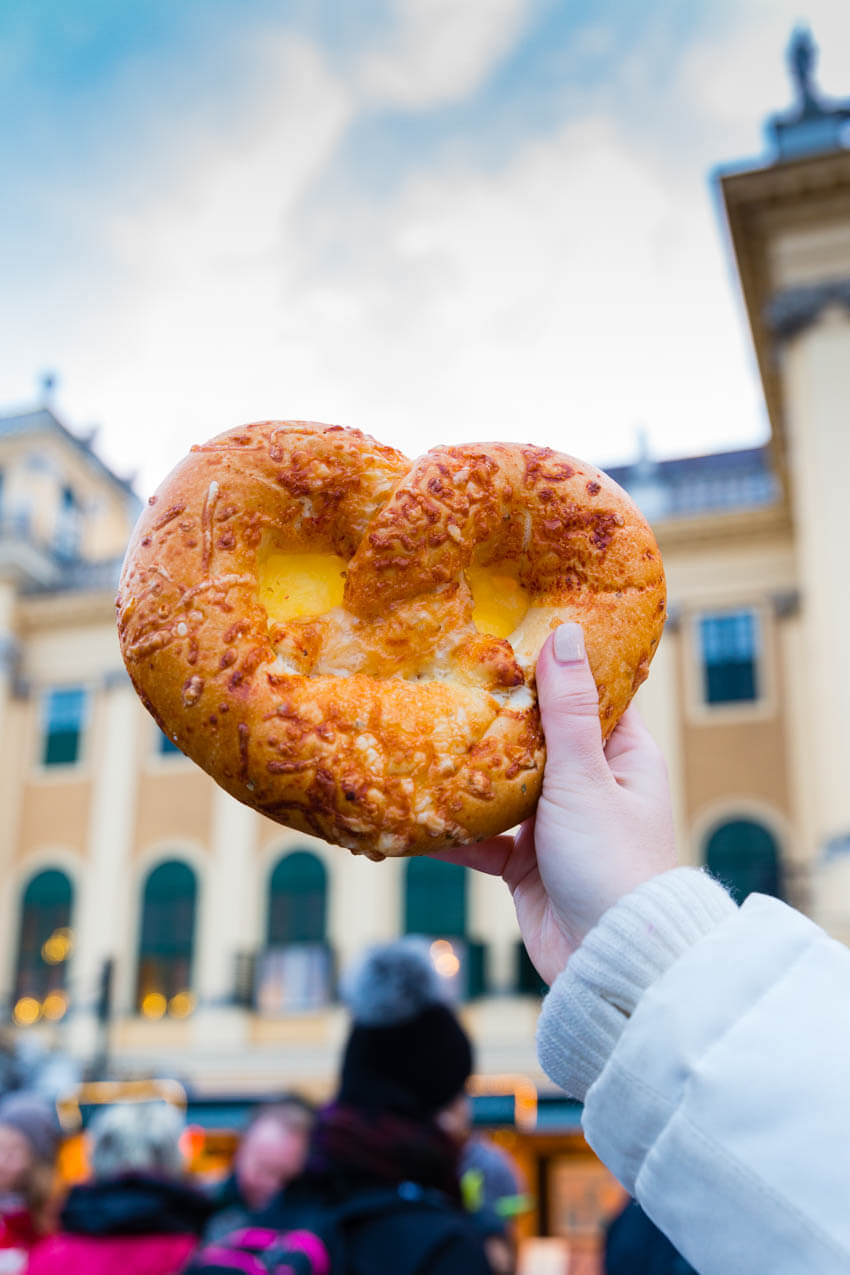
[604,1198,697,1275]
[251,1104,492,1275]
[202,1172,253,1245]
[538,870,850,1275]
[27,1173,213,1275]
[0,1204,39,1273]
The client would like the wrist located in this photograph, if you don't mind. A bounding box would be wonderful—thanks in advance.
[536,867,737,1100]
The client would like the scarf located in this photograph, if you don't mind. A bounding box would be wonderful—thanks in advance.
[306,1103,463,1205]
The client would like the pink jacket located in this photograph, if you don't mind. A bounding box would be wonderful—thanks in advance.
[27,1231,198,1275]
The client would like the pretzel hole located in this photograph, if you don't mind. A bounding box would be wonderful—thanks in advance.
[466,565,530,638]
[257,550,347,623]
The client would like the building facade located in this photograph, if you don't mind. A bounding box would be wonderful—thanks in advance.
[3,41,850,1099]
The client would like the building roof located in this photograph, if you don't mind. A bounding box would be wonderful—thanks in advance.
[606,444,780,521]
[0,406,140,508]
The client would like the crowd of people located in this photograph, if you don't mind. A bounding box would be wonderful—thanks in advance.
[0,938,527,1275]
[4,621,850,1274]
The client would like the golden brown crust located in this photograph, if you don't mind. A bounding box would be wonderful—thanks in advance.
[117,422,666,857]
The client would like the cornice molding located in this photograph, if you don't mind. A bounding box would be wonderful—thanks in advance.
[17,589,116,632]
[766,277,850,339]
[653,501,793,551]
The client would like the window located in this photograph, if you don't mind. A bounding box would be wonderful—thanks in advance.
[257,852,331,1013]
[54,485,82,559]
[136,860,197,1018]
[699,610,759,705]
[157,729,182,757]
[41,687,87,767]
[404,858,467,938]
[515,941,548,997]
[267,851,327,945]
[403,861,483,1000]
[705,819,783,905]
[13,869,73,1024]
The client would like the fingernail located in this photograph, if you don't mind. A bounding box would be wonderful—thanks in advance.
[553,622,585,664]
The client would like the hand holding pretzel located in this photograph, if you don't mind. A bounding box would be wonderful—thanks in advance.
[117,421,665,858]
[432,623,677,983]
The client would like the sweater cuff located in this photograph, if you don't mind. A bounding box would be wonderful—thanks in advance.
[536,868,736,1101]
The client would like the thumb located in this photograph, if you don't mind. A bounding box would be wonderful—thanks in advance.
[535,623,605,778]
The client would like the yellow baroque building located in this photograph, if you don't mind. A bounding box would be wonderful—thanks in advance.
[3,44,850,1100]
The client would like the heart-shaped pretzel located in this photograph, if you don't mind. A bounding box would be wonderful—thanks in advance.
[117,421,665,857]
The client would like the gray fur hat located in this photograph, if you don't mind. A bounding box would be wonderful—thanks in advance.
[341,937,451,1026]
[88,1101,185,1180]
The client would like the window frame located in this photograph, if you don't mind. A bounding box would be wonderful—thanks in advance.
[266,850,329,948]
[13,867,75,1011]
[403,857,468,940]
[135,858,199,1018]
[685,600,775,724]
[703,816,784,905]
[35,684,90,774]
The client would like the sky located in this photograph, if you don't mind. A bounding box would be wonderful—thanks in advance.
[3,0,850,497]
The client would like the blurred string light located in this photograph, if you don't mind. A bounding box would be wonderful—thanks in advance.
[13,996,41,1026]
[140,989,195,1019]
[42,927,73,965]
[168,990,194,1019]
[42,991,68,1021]
[430,938,461,979]
[140,991,167,1019]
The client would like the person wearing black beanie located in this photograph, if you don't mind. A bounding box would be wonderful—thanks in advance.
[338,938,474,1120]
[250,939,494,1275]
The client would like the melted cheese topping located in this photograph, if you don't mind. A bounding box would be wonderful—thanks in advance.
[258,551,347,622]
[466,565,530,638]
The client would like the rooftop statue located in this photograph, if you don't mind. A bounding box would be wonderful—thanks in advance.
[789,26,819,114]
[768,26,850,160]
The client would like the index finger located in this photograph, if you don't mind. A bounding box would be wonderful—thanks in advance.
[427,834,516,876]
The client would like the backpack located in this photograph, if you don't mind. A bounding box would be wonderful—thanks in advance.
[185,1181,481,1275]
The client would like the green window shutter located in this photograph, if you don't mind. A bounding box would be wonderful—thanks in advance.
[515,940,548,996]
[466,940,487,999]
[705,819,782,905]
[137,860,198,1005]
[15,869,74,1001]
[404,858,467,938]
[267,851,327,945]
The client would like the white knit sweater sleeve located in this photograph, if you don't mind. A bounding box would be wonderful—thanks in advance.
[536,867,737,1100]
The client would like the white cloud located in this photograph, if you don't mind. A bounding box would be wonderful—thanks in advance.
[357,0,532,107]
[268,113,764,468]
[53,89,766,497]
[37,31,354,488]
[7,1,805,499]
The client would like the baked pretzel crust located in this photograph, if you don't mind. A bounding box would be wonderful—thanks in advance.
[117,421,666,857]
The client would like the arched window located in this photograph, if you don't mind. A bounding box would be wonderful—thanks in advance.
[404,858,467,938]
[14,869,74,1019]
[704,819,783,905]
[267,851,327,945]
[136,860,197,1017]
[259,852,330,1013]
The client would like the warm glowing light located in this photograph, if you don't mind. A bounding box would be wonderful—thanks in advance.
[168,991,195,1019]
[430,939,461,979]
[141,991,167,1019]
[258,551,347,623]
[466,566,529,638]
[42,927,73,965]
[42,992,68,1021]
[13,997,41,1026]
